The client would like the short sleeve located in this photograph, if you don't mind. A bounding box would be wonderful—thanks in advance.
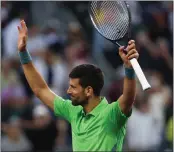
[108,101,132,129]
[53,96,73,123]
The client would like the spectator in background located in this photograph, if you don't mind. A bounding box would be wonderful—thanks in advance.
[126,97,160,151]
[107,79,123,103]
[64,42,88,70]
[42,24,65,51]
[135,29,173,87]
[21,104,58,152]
[128,1,143,27]
[33,47,68,97]
[66,22,89,62]
[1,1,12,57]
[54,119,71,151]
[1,58,29,123]
[27,24,47,60]
[147,71,172,151]
[1,116,33,152]
[1,1,11,29]
[156,37,173,71]
[166,2,173,34]
[1,60,21,100]
[125,69,172,152]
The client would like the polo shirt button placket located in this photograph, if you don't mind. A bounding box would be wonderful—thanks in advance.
[86,115,90,122]
[84,117,87,123]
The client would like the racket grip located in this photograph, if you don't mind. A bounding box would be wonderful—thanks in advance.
[129,58,151,91]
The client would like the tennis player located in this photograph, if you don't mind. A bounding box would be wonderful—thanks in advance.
[17,20,139,151]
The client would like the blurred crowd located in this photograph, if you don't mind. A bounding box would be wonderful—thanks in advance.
[1,1,173,152]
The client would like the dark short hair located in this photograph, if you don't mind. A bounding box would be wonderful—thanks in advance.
[69,64,104,96]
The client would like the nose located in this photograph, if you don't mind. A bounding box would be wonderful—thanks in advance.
[67,87,71,95]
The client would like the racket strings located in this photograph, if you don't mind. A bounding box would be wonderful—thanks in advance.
[90,1,129,40]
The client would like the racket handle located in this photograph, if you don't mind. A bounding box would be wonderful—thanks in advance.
[129,58,151,91]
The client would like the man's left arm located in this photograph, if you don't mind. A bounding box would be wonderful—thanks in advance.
[118,40,139,115]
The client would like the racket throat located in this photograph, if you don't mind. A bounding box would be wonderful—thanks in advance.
[115,42,127,54]
[115,42,121,47]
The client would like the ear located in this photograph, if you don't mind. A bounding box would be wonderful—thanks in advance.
[85,86,93,97]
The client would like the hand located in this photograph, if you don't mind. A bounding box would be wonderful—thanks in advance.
[17,20,28,51]
[119,40,139,68]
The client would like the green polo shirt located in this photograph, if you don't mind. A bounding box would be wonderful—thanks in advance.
[54,96,131,151]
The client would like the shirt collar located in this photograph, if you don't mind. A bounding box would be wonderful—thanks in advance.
[81,97,108,117]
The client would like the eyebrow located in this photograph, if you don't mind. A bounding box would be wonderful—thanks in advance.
[70,84,76,88]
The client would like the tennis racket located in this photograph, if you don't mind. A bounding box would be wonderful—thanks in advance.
[88,1,151,91]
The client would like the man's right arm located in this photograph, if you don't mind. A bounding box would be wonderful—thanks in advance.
[17,20,56,110]
[22,62,73,122]
[22,62,56,110]
[17,20,74,123]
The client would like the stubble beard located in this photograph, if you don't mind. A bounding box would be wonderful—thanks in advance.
[71,97,89,106]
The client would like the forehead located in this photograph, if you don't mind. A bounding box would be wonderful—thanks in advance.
[69,78,80,86]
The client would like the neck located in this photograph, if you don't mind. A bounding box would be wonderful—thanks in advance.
[83,96,101,114]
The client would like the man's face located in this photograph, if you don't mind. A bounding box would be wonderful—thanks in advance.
[67,78,89,106]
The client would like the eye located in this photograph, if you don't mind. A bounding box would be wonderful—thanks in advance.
[70,85,76,89]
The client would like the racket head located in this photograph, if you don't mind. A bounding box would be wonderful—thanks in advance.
[88,1,131,43]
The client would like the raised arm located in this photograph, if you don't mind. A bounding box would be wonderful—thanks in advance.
[17,20,56,110]
[117,40,139,115]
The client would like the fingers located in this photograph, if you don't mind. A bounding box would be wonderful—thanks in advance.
[126,49,137,57]
[119,40,136,53]
[119,46,125,51]
[127,52,139,60]
[128,40,135,45]
[17,26,21,32]
[126,41,136,52]
[126,40,139,60]
[18,20,28,33]
[126,49,139,60]
[119,46,126,56]
[21,20,27,29]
